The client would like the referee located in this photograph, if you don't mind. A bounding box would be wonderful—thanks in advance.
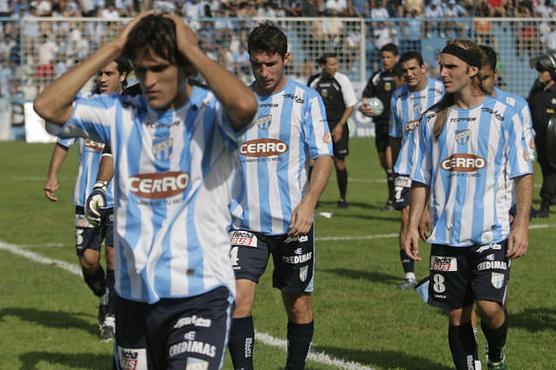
[310,53,357,207]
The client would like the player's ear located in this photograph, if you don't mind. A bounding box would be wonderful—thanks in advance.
[468,65,479,78]
[283,52,291,65]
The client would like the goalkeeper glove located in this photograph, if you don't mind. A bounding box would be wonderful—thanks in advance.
[85,181,108,226]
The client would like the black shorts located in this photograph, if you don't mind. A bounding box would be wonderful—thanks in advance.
[330,123,349,158]
[230,227,315,294]
[74,206,113,256]
[374,121,390,153]
[428,241,511,310]
[393,175,411,210]
[114,286,232,370]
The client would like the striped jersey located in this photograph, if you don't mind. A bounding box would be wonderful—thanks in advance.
[411,96,533,247]
[57,137,114,208]
[51,86,240,303]
[391,78,444,176]
[230,78,332,235]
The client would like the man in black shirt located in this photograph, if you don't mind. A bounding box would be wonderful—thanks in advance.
[310,53,357,207]
[528,52,556,217]
[360,43,399,210]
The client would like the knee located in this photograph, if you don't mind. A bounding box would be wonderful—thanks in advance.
[476,301,505,327]
[285,294,313,323]
[79,250,100,271]
[233,284,255,318]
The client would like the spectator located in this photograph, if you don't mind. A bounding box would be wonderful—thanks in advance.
[543,22,556,52]
[100,4,120,18]
[444,0,467,38]
[487,0,506,17]
[233,44,250,76]
[325,0,349,16]
[403,0,423,16]
[425,0,445,38]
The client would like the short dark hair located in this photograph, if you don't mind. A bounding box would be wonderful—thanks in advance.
[399,51,424,66]
[115,56,132,87]
[123,14,187,66]
[392,63,403,77]
[318,53,337,65]
[248,22,288,58]
[380,43,399,56]
[480,45,497,71]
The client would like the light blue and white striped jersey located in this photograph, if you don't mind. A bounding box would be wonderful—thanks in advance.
[230,78,332,235]
[391,78,444,176]
[411,96,533,247]
[51,86,240,303]
[57,137,114,208]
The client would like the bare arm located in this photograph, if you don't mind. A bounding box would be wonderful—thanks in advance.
[288,155,333,236]
[33,13,150,124]
[331,105,354,142]
[403,183,430,261]
[165,14,257,130]
[507,174,533,259]
[44,144,69,202]
[96,153,114,183]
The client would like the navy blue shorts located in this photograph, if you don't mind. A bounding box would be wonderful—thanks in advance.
[74,206,113,256]
[230,227,315,294]
[428,241,511,310]
[114,286,233,370]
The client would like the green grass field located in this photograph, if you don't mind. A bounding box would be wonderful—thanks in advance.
[1,139,555,370]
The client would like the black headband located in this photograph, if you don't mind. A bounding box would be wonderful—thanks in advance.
[442,44,481,68]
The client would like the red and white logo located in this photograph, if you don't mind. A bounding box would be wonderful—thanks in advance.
[129,172,189,199]
[441,154,486,172]
[431,256,457,271]
[240,139,288,157]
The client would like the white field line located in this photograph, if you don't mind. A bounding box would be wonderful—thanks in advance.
[20,243,65,248]
[317,223,555,241]
[0,240,374,370]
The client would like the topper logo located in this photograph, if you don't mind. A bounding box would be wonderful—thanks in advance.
[240,139,289,157]
[84,139,105,152]
[441,154,486,172]
[129,172,189,199]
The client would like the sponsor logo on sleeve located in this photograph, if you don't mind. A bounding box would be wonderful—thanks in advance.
[129,172,189,199]
[430,256,458,271]
[230,231,257,247]
[84,139,105,152]
[117,347,148,370]
[240,139,289,157]
[441,154,486,172]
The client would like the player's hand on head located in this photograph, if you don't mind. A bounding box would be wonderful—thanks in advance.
[163,13,198,52]
[44,179,60,202]
[85,181,108,226]
[114,10,155,51]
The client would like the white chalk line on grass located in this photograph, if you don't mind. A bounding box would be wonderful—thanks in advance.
[0,240,374,370]
[317,223,555,242]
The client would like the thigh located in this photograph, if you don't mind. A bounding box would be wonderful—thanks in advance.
[230,230,270,283]
[470,241,511,305]
[154,287,233,370]
[270,227,315,294]
[74,207,103,257]
[374,123,390,153]
[114,295,152,370]
[428,244,473,310]
[333,126,349,158]
[101,208,114,247]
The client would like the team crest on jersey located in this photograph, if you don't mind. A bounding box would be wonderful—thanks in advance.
[255,115,272,129]
[129,171,189,199]
[153,138,173,160]
[320,88,329,98]
[455,129,470,145]
[84,139,105,152]
[491,272,505,289]
[384,82,391,91]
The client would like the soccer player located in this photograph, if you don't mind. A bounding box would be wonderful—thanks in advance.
[390,51,444,289]
[309,53,357,208]
[35,12,257,370]
[404,40,533,370]
[43,56,131,341]
[360,43,399,210]
[227,23,333,370]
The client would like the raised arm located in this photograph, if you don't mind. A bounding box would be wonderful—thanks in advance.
[33,13,151,125]
[165,14,257,130]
